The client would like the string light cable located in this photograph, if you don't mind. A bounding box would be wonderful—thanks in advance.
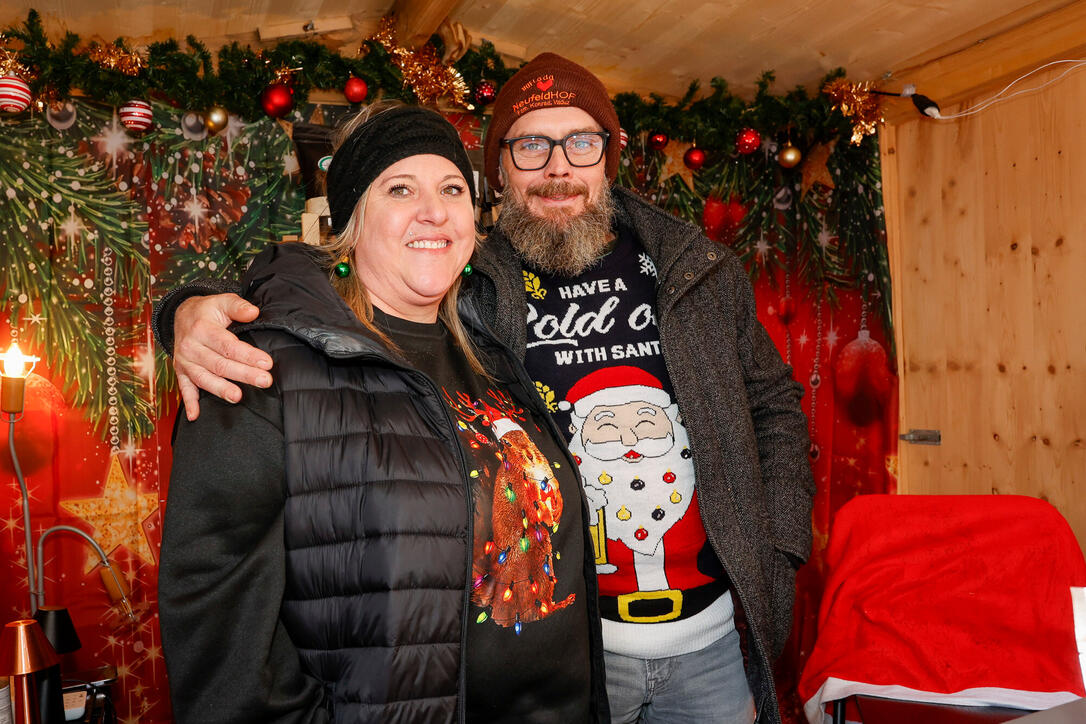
[899,58,1086,120]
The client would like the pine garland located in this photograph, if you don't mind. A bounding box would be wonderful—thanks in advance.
[3,6,893,370]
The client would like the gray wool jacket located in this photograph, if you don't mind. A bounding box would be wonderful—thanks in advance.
[465,187,815,724]
[152,185,815,724]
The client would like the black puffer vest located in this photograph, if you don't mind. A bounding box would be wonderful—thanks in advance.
[238,243,608,723]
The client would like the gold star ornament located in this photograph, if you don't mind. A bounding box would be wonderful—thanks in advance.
[801,139,837,199]
[659,141,695,191]
[61,456,159,571]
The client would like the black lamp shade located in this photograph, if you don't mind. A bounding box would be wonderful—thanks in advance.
[33,607,82,654]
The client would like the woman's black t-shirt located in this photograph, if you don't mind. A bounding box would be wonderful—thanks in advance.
[377,310,591,724]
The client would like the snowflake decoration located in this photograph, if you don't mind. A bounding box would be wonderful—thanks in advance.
[638,252,657,277]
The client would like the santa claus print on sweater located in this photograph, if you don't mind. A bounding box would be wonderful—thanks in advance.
[563,366,724,625]
[522,229,734,656]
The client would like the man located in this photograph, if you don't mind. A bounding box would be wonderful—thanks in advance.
[153,53,815,724]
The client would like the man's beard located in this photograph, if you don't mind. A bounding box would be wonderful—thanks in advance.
[496,179,615,277]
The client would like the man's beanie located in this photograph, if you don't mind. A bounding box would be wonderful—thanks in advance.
[483,52,621,191]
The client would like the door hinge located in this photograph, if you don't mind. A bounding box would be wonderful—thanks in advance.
[899,428,941,445]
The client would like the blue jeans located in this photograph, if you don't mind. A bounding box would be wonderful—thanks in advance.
[604,629,756,724]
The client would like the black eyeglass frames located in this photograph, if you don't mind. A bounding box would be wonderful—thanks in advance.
[501,131,610,171]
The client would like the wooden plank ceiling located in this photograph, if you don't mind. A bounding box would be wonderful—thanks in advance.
[2,0,1079,101]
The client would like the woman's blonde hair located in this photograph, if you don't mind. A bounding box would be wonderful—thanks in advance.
[318,101,488,375]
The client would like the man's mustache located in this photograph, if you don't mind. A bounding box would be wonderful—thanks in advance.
[528,180,589,199]
[584,433,675,461]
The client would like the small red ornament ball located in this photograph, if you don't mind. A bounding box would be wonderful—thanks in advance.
[0,75,32,113]
[119,99,154,132]
[736,127,761,155]
[648,132,669,151]
[261,82,294,118]
[662,471,676,484]
[343,76,369,104]
[634,527,649,541]
[473,80,497,106]
[834,329,893,426]
[683,147,706,170]
[619,128,629,149]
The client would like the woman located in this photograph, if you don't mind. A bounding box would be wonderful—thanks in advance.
[159,104,608,723]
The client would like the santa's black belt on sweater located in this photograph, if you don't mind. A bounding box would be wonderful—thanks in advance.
[599,578,731,623]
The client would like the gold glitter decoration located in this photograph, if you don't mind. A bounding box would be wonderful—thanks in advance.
[369,16,472,109]
[61,456,159,571]
[86,41,145,77]
[823,78,882,145]
[0,44,31,78]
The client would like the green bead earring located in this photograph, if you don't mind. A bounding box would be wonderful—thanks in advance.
[462,263,473,276]
[334,256,351,278]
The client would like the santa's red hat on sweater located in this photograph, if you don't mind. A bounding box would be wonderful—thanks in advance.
[558,366,672,419]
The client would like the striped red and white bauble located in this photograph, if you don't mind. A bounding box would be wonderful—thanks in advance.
[119,99,153,132]
[0,75,32,113]
[619,127,628,149]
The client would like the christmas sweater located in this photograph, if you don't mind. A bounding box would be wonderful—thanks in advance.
[379,310,592,723]
[522,227,733,658]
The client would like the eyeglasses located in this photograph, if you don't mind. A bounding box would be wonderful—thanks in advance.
[502,131,610,171]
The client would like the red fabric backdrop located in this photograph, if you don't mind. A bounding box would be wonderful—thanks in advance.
[0,105,896,722]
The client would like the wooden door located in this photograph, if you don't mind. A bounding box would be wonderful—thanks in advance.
[879,65,1086,550]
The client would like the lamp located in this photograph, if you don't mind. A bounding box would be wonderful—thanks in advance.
[3,342,40,612]
[2,341,137,621]
[0,619,59,724]
[31,608,80,655]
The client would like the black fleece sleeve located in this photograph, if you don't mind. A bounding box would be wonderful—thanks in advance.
[158,384,329,724]
[151,277,243,354]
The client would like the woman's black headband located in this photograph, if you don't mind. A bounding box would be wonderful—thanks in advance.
[326,105,476,235]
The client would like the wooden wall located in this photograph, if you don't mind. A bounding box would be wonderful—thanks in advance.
[880,63,1086,550]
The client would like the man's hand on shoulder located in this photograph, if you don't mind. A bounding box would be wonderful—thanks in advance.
[174,293,274,421]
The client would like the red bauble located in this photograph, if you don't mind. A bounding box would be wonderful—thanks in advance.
[702,196,727,240]
[0,75,32,113]
[0,374,67,476]
[619,127,629,149]
[702,194,748,242]
[683,147,706,170]
[473,80,497,105]
[648,132,669,151]
[834,329,893,426]
[261,83,294,118]
[736,127,761,155]
[778,296,797,325]
[119,99,153,132]
[343,76,369,104]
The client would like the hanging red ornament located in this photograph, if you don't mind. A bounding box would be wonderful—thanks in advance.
[343,76,369,103]
[736,127,761,155]
[0,373,67,476]
[473,80,497,106]
[702,194,748,243]
[683,146,706,170]
[648,132,669,151]
[261,82,294,118]
[834,329,893,426]
[702,196,727,241]
[618,128,629,149]
[119,99,153,132]
[778,296,797,325]
[0,75,32,113]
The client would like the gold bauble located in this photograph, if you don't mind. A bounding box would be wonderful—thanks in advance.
[204,106,229,134]
[778,143,802,169]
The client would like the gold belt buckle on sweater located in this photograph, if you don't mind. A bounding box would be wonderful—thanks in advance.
[616,589,683,622]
